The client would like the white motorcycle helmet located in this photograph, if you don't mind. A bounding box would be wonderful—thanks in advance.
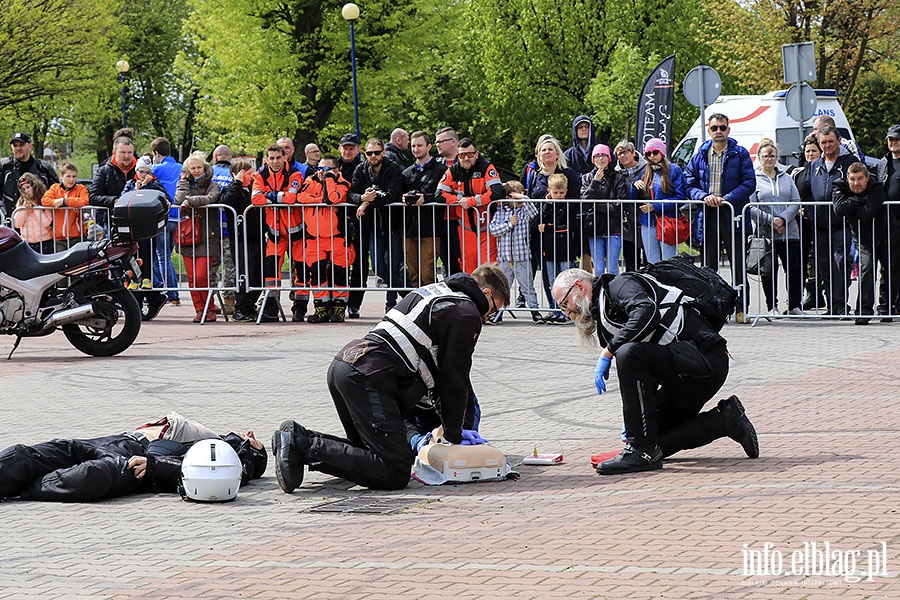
[180,438,242,502]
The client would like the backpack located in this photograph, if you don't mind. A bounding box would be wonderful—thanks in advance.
[639,254,737,331]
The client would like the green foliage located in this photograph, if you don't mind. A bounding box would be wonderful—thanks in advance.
[182,0,418,157]
[0,0,120,153]
[844,73,900,158]
[464,0,705,171]
[121,0,193,149]
[586,45,661,142]
[6,0,900,175]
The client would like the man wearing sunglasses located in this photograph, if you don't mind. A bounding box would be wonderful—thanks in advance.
[2,132,59,223]
[437,138,504,273]
[684,114,756,323]
[348,138,405,313]
[271,263,509,492]
[550,267,758,475]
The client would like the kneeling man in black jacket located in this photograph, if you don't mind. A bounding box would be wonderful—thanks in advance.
[552,268,759,475]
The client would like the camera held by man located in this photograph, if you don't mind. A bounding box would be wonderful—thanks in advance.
[315,164,338,182]
[403,190,421,206]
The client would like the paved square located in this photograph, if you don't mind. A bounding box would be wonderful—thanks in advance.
[1,298,897,599]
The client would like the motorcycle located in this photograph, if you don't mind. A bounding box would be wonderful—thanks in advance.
[0,189,167,359]
[0,225,143,358]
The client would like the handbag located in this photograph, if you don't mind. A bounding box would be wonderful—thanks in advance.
[177,214,202,246]
[745,235,773,277]
[655,214,690,246]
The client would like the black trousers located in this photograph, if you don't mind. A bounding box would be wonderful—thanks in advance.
[813,228,851,314]
[234,234,263,314]
[303,360,414,490]
[760,239,803,311]
[437,218,462,277]
[703,205,746,306]
[615,340,730,457]
[854,238,899,315]
[348,225,368,311]
[0,435,146,502]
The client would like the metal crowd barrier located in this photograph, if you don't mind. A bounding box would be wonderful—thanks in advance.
[9,198,895,326]
[240,202,486,322]
[742,201,898,323]
[8,205,109,253]
[481,198,739,318]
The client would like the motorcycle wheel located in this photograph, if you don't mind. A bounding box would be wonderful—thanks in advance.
[63,285,142,357]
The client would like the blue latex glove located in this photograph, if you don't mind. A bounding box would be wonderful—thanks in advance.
[459,429,489,445]
[264,191,281,203]
[410,432,432,452]
[595,355,612,395]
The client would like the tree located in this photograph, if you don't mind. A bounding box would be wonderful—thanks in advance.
[120,0,195,157]
[844,72,900,157]
[182,0,417,156]
[694,0,900,105]
[0,0,119,153]
[463,0,705,169]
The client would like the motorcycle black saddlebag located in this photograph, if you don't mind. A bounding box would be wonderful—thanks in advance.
[112,190,168,241]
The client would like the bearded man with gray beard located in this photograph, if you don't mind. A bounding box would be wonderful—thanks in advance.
[551,268,758,475]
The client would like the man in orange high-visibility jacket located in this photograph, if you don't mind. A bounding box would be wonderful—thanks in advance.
[295,155,356,323]
[437,137,502,273]
[251,144,305,320]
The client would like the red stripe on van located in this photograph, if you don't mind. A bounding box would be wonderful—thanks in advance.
[729,106,770,123]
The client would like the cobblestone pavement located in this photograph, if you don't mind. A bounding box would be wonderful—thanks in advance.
[1,297,898,599]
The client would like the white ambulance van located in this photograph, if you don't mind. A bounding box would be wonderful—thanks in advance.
[671,89,857,168]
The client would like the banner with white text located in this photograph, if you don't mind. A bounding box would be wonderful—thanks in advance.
[635,54,676,153]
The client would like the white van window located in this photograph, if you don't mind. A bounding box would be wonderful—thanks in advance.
[672,138,697,168]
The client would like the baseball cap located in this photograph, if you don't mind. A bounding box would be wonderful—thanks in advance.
[9,132,31,144]
[339,133,360,146]
[886,125,900,140]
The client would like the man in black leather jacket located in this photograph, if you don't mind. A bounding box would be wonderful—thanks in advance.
[1,132,59,222]
[0,414,267,502]
[272,264,509,493]
[552,267,759,475]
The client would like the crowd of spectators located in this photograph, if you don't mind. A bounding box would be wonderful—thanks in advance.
[2,113,898,324]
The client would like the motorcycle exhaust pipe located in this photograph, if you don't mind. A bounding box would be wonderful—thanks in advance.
[47,304,96,327]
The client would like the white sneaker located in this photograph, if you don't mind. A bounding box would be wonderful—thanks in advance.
[788,307,804,316]
[769,309,780,316]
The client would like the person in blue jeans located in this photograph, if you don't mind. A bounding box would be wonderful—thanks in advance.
[580,144,628,275]
[630,138,687,263]
[150,137,183,304]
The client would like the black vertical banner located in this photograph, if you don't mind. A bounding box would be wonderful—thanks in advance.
[635,54,676,153]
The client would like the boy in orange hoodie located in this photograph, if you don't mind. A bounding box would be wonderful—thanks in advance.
[42,161,90,252]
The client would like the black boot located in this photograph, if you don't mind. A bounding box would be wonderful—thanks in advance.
[717,396,759,458]
[329,300,347,323]
[597,443,663,475]
[260,298,281,322]
[142,292,166,321]
[271,420,314,493]
[307,301,331,324]
[291,297,309,322]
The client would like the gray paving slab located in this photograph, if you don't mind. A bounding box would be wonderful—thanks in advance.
[1,296,898,598]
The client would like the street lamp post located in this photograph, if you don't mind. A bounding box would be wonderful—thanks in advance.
[116,60,130,128]
[341,3,361,141]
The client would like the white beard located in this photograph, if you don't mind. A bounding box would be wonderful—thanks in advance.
[571,293,599,349]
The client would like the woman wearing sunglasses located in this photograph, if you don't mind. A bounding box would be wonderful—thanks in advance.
[630,138,686,263]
